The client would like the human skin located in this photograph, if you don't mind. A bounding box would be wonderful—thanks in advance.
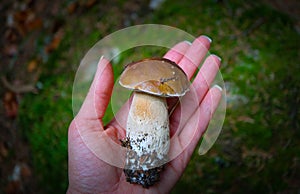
[67,35,222,194]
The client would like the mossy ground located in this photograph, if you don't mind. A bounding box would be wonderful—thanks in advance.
[12,0,300,193]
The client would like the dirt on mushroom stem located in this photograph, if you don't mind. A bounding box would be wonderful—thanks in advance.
[122,92,169,188]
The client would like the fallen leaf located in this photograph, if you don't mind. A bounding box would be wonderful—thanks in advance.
[21,163,32,178]
[27,59,38,72]
[0,141,9,159]
[25,16,43,32]
[85,0,97,8]
[13,9,42,36]
[13,10,29,36]
[45,29,64,53]
[3,91,18,118]
[67,2,78,14]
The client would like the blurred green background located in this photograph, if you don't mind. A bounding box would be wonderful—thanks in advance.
[0,0,299,193]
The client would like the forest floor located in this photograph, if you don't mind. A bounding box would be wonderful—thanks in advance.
[0,0,299,193]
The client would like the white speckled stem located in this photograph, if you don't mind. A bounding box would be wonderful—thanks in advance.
[126,92,170,170]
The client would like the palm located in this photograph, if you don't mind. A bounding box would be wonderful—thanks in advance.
[68,36,221,194]
[68,124,182,194]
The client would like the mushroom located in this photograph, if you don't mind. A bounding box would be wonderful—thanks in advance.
[119,58,190,188]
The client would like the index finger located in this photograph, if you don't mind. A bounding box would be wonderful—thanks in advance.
[178,35,211,79]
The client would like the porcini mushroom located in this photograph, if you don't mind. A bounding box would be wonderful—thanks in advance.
[119,58,190,188]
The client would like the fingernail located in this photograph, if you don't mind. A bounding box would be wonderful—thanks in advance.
[99,55,104,61]
[201,35,212,43]
[183,40,192,45]
[211,54,222,62]
[213,84,223,91]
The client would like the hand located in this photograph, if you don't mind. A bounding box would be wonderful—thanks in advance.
[67,35,222,194]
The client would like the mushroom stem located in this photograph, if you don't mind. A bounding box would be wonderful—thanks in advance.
[124,92,170,187]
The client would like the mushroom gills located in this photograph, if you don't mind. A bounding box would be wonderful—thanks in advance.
[123,92,170,188]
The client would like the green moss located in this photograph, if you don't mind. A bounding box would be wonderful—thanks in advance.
[18,0,299,193]
[19,78,72,193]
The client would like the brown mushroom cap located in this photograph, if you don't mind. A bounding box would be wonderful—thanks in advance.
[119,58,190,97]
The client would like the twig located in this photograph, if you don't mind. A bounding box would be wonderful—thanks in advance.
[1,76,37,94]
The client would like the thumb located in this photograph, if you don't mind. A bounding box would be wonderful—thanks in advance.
[76,56,114,122]
[70,57,126,168]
